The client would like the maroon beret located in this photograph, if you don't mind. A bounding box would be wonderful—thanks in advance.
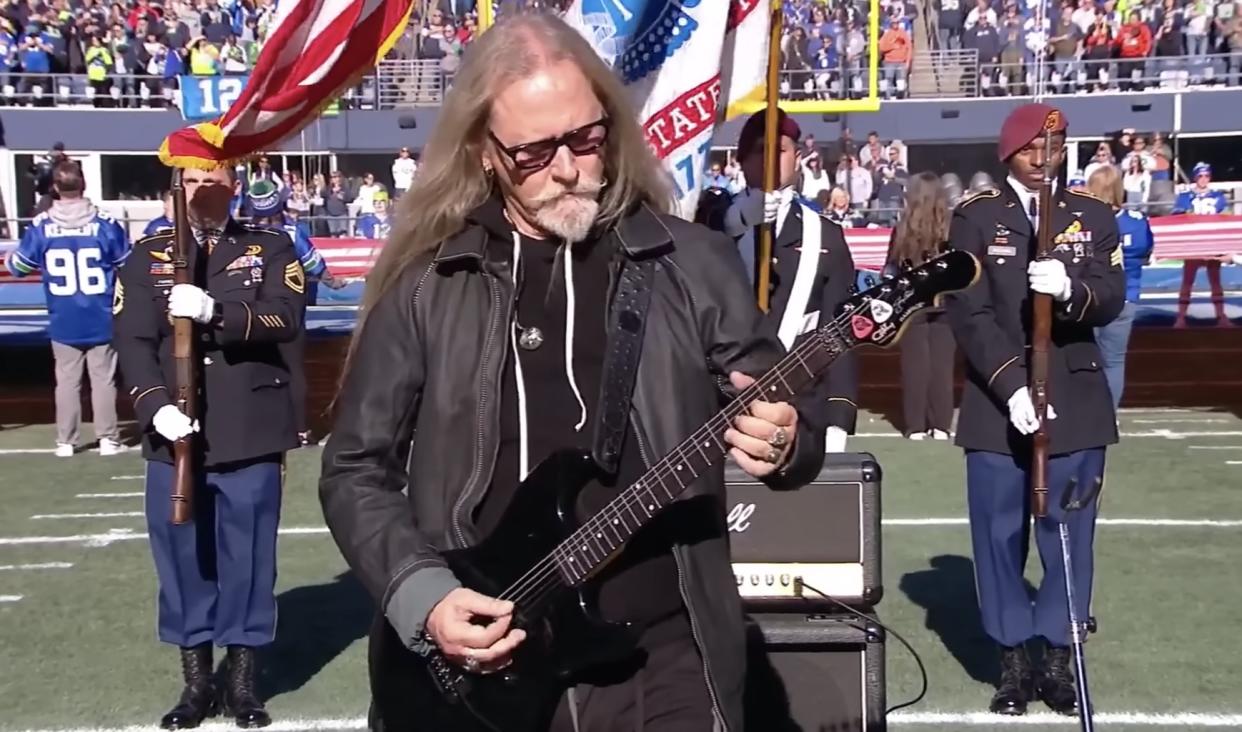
[737,108,801,161]
[997,103,1067,162]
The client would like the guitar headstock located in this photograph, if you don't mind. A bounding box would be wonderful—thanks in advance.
[827,250,980,349]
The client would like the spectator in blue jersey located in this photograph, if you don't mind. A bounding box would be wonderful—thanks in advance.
[246,180,345,301]
[1172,162,1233,328]
[4,161,131,457]
[356,189,394,240]
[247,180,344,444]
[143,190,174,236]
[1088,165,1153,411]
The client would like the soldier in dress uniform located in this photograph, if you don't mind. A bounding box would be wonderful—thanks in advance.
[723,109,859,451]
[113,163,306,729]
[943,102,1124,717]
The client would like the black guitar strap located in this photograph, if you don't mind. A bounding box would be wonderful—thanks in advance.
[591,255,657,475]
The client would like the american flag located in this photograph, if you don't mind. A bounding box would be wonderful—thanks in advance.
[159,0,415,167]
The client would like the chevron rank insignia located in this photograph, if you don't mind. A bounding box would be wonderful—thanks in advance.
[284,261,305,294]
[1110,246,1123,268]
[112,280,124,315]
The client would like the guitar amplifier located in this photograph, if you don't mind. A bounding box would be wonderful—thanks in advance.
[726,453,882,611]
[745,612,887,732]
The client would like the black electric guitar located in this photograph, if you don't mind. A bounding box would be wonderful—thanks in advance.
[403,250,980,731]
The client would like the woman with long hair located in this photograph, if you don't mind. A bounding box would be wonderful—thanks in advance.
[886,171,956,439]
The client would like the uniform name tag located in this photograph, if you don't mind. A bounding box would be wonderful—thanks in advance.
[988,245,1016,257]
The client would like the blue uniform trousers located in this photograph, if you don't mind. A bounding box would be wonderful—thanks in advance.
[144,456,283,648]
[966,448,1104,647]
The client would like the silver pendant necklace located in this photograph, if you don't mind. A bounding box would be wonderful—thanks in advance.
[515,319,543,351]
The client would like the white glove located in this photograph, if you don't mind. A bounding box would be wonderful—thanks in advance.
[152,404,200,443]
[1007,387,1057,435]
[1028,258,1073,302]
[1232,253,1242,266]
[762,187,796,225]
[168,284,216,324]
[825,426,848,453]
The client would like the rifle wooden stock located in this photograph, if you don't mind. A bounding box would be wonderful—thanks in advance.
[1030,134,1056,519]
[170,169,198,525]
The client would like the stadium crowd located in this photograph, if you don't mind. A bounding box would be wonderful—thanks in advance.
[940,0,1242,93]
[698,126,1235,229]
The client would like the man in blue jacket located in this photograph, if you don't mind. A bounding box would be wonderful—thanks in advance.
[5,160,130,457]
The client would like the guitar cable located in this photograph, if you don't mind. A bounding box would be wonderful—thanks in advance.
[793,579,929,717]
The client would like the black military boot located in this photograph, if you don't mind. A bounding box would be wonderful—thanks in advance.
[160,644,218,729]
[1038,643,1080,715]
[220,645,272,728]
[989,644,1034,715]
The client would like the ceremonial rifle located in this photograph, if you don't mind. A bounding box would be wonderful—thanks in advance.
[1029,126,1056,519]
[170,169,198,525]
[756,0,783,312]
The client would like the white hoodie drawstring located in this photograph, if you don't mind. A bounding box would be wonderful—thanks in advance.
[561,243,588,432]
[510,232,531,481]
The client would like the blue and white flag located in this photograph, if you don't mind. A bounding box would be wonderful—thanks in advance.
[562,1,771,218]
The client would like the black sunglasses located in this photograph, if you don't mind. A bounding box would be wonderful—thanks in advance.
[489,118,610,172]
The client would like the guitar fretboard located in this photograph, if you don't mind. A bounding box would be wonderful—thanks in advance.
[550,320,850,586]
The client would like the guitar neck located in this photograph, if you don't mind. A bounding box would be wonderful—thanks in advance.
[551,322,851,587]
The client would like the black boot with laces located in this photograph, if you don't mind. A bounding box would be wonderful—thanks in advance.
[1038,642,1080,715]
[220,645,272,728]
[160,644,218,729]
[989,644,1034,715]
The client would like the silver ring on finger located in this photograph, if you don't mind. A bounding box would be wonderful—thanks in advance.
[767,426,788,448]
[765,446,782,463]
[463,652,481,674]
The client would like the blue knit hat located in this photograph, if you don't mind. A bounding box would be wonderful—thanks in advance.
[248,179,283,217]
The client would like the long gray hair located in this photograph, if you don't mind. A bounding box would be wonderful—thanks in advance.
[361,11,674,315]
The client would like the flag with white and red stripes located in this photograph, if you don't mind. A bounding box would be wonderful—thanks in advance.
[159,0,415,168]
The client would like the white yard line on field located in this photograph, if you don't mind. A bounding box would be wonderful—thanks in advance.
[0,595,23,603]
[0,562,72,571]
[890,711,1242,726]
[12,711,1242,732]
[75,493,143,499]
[885,518,1242,527]
[30,512,144,520]
[1130,418,1232,424]
[1189,445,1242,450]
[109,475,143,480]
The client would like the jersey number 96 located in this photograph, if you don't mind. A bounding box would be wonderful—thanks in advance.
[45,247,107,297]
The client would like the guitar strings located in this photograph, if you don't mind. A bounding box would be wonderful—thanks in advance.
[497,307,858,609]
[499,325,840,610]
[497,257,963,614]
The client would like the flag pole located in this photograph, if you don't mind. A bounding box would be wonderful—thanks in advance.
[478,1,494,32]
[756,0,783,313]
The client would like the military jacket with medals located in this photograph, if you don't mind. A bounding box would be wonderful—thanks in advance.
[112,218,306,467]
[944,182,1125,456]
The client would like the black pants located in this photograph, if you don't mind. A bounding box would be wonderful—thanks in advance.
[549,613,715,732]
[899,310,956,435]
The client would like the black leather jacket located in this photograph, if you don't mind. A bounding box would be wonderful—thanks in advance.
[319,198,827,731]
